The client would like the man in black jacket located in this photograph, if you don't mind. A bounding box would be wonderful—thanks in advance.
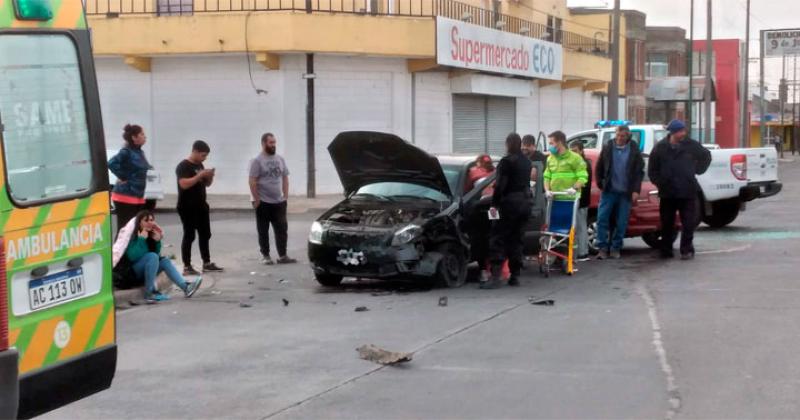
[594,125,645,260]
[648,119,712,260]
[481,133,534,289]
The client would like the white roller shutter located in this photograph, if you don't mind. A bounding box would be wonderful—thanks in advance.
[487,97,516,155]
[453,95,486,154]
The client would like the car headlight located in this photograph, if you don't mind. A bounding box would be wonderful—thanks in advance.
[391,224,422,246]
[309,221,325,245]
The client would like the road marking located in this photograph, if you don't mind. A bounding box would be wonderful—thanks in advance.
[260,303,524,420]
[637,283,681,420]
[696,244,752,255]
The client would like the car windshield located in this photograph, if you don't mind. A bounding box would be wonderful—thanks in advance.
[355,178,453,202]
[441,167,462,195]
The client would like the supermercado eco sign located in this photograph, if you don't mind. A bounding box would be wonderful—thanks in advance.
[436,16,563,80]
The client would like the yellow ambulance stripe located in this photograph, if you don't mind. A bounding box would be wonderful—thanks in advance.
[87,192,111,216]
[95,308,115,348]
[57,303,103,360]
[52,0,82,28]
[46,200,79,225]
[9,328,20,347]
[19,316,63,373]
[4,207,41,232]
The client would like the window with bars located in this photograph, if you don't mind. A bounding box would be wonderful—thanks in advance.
[646,53,669,79]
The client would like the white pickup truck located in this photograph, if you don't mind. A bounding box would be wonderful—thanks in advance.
[568,124,782,228]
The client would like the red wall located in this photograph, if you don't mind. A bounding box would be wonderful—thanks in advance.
[693,39,741,149]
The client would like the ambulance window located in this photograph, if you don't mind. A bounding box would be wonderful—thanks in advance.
[0,34,92,204]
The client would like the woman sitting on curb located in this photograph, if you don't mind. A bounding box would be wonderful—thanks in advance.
[114,210,202,302]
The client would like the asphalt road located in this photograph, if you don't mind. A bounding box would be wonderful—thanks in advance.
[43,159,800,419]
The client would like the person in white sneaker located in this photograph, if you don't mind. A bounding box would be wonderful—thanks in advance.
[249,133,297,265]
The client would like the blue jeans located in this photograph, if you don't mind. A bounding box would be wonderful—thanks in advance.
[596,191,633,251]
[132,252,188,294]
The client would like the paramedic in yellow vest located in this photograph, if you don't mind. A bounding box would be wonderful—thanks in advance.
[543,130,589,200]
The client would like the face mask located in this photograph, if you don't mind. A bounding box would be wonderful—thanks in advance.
[548,145,559,155]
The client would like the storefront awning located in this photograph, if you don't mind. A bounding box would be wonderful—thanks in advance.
[646,76,716,102]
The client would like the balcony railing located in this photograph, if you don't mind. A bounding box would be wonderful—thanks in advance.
[86,0,610,57]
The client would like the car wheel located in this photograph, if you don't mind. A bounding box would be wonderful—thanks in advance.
[641,232,663,249]
[315,273,343,287]
[433,243,467,289]
[642,230,678,249]
[702,198,740,228]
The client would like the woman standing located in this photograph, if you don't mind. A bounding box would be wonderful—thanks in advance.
[124,210,202,302]
[108,124,150,234]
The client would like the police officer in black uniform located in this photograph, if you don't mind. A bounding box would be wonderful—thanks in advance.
[481,133,534,289]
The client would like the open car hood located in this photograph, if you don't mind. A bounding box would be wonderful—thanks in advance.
[328,131,452,197]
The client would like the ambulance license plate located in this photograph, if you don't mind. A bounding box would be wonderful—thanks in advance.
[29,268,86,310]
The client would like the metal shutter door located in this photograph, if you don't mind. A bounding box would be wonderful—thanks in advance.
[453,94,486,154]
[487,97,516,155]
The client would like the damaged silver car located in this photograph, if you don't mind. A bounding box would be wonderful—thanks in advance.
[308,131,543,288]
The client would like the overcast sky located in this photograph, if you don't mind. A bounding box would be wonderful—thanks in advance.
[567,0,800,89]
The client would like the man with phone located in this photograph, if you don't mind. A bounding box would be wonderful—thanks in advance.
[176,140,224,275]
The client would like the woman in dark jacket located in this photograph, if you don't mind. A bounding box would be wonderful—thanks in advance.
[108,124,151,234]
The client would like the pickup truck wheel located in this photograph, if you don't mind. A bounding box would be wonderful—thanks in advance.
[641,232,663,249]
[703,199,740,228]
[433,243,467,289]
[315,273,343,287]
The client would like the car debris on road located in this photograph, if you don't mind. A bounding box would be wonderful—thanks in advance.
[357,344,412,365]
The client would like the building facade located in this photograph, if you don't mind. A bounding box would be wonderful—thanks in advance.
[644,26,689,125]
[692,39,742,148]
[87,0,619,196]
[570,8,646,124]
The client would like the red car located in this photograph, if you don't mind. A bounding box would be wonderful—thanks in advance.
[583,149,672,250]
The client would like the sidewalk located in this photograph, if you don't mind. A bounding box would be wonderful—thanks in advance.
[155,193,343,214]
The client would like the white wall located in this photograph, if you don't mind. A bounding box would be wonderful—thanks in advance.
[95,54,412,196]
[538,84,563,135]
[309,56,408,195]
[413,72,452,154]
[95,58,153,155]
[561,87,585,135]
[584,92,603,129]
[516,81,540,138]
[149,55,283,196]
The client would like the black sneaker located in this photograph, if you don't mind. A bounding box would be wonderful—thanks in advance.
[203,262,224,272]
[277,256,297,264]
[659,250,675,259]
[183,266,200,276]
[680,252,695,261]
[508,276,520,287]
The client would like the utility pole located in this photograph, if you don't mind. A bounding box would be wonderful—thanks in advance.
[688,0,694,131]
[607,0,621,120]
[792,54,800,156]
[740,0,750,148]
[779,54,787,157]
[759,30,766,146]
[703,0,713,144]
